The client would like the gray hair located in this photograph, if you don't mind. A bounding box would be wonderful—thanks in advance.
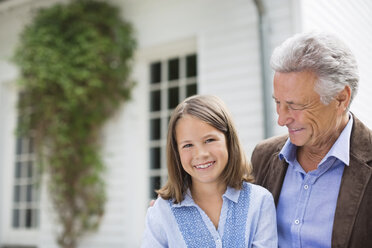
[270,32,359,105]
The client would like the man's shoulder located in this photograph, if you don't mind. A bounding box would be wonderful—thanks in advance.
[251,134,287,173]
[350,115,372,163]
[254,134,288,154]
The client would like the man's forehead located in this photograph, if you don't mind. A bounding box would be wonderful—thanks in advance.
[272,89,320,105]
[273,72,320,100]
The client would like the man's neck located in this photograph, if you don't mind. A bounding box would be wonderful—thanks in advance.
[297,113,349,172]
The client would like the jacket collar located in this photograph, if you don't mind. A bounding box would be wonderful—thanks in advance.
[332,114,372,247]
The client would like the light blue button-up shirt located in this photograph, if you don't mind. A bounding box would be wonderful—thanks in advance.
[142,182,277,247]
[277,115,353,248]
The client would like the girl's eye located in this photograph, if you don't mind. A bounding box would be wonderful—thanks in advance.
[182,144,193,149]
[205,138,215,143]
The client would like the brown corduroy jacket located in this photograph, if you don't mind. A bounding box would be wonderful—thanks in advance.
[251,115,372,248]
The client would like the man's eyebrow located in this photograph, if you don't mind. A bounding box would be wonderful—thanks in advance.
[272,95,295,104]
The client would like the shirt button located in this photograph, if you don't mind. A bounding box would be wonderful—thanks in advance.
[294,219,300,225]
[304,185,309,190]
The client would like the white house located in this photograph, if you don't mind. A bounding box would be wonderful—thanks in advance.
[0,0,371,247]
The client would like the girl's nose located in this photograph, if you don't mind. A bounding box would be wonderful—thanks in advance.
[194,145,208,159]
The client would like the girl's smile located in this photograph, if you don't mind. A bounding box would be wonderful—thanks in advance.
[193,161,215,169]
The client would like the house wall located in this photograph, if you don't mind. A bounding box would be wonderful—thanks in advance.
[0,0,68,247]
[0,0,337,247]
[97,0,294,247]
[75,0,272,247]
[261,0,299,136]
[300,0,372,128]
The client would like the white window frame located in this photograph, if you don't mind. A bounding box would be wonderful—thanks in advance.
[0,80,39,247]
[137,38,198,199]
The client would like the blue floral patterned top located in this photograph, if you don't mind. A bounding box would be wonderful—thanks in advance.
[142,182,277,247]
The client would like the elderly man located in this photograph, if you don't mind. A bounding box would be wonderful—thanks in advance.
[252,32,372,248]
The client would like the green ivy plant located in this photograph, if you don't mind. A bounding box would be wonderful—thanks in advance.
[13,0,136,247]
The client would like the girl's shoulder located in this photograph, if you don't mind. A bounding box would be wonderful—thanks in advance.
[242,181,273,200]
[147,197,172,217]
[151,196,174,211]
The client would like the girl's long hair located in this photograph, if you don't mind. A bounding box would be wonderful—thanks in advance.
[157,95,254,203]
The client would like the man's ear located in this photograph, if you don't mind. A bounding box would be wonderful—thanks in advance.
[336,85,351,113]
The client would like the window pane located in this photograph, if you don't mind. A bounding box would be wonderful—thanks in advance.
[168,58,179,81]
[150,147,161,169]
[13,209,20,228]
[150,90,161,112]
[150,118,161,140]
[186,83,197,97]
[26,185,32,202]
[27,161,34,177]
[150,62,161,84]
[186,54,197,78]
[15,162,22,178]
[25,209,32,228]
[150,176,161,199]
[14,185,21,202]
[16,137,22,155]
[168,87,179,109]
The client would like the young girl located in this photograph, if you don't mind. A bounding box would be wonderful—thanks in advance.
[142,95,277,247]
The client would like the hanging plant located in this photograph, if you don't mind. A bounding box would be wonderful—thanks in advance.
[13,0,136,247]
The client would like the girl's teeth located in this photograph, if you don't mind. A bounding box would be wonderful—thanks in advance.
[195,162,213,169]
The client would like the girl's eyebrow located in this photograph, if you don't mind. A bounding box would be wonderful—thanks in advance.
[178,132,219,144]
[202,132,222,141]
[178,139,192,145]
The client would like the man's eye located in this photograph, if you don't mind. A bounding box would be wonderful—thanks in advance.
[288,104,306,110]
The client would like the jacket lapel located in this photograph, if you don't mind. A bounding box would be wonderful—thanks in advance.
[267,143,288,205]
[332,115,372,247]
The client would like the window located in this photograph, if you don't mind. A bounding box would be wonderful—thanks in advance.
[12,99,40,229]
[148,54,198,198]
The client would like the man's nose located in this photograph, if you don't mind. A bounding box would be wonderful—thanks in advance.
[277,105,292,126]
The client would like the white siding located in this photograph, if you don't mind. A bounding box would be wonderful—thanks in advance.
[265,0,299,136]
[117,0,264,155]
[198,2,263,155]
[300,0,372,128]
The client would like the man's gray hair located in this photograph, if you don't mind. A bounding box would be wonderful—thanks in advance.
[270,32,359,105]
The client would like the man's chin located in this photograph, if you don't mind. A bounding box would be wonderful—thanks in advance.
[288,136,306,147]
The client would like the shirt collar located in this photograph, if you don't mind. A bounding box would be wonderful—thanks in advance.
[223,185,240,203]
[171,185,240,208]
[171,189,195,208]
[279,113,353,166]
